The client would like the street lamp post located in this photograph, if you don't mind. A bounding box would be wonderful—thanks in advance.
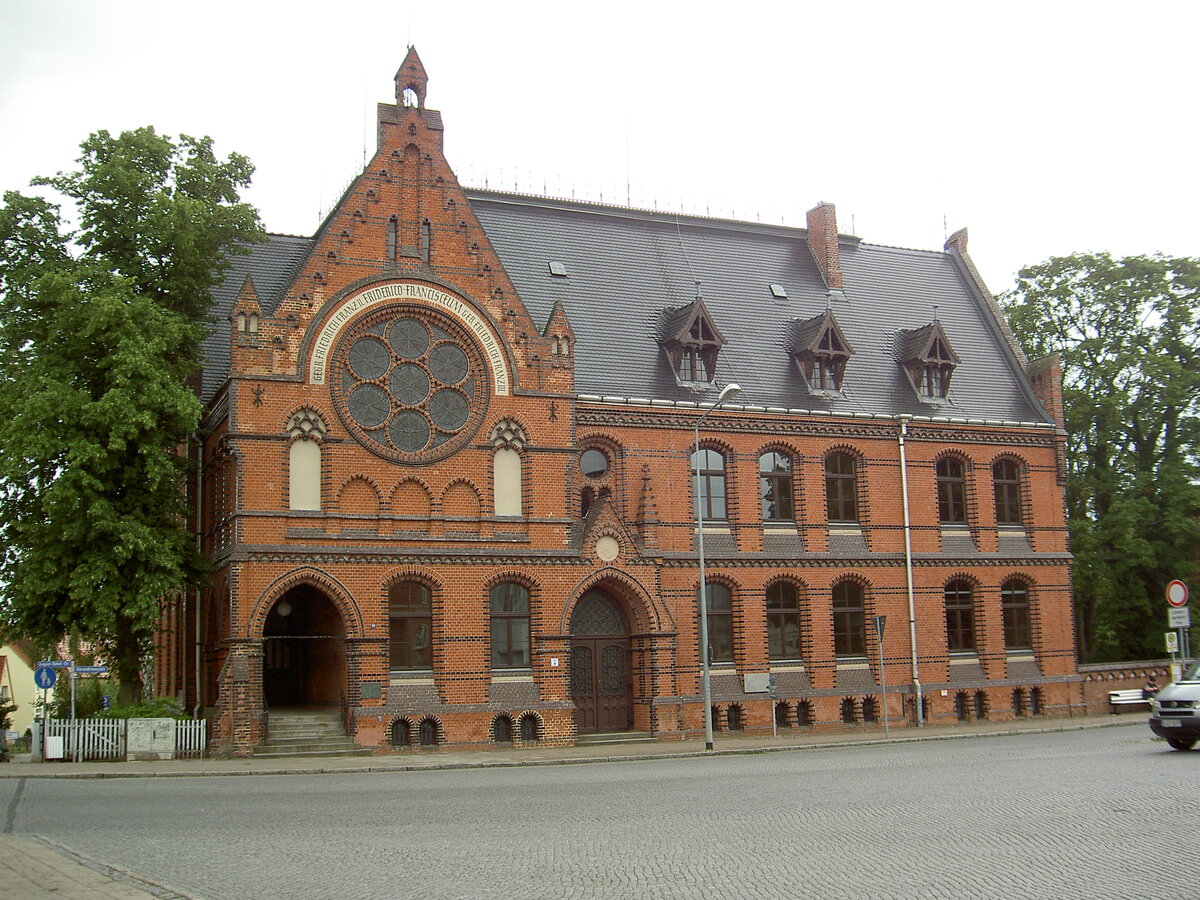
[695,382,741,751]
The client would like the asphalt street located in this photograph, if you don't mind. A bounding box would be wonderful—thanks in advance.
[2,721,1194,899]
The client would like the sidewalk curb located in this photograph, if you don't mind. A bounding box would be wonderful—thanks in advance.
[0,717,1145,780]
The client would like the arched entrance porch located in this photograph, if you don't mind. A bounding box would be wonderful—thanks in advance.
[262,584,347,709]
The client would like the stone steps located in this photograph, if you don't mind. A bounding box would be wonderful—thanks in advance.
[256,709,373,759]
[574,731,657,746]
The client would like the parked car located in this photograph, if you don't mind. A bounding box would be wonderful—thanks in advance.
[1149,658,1200,750]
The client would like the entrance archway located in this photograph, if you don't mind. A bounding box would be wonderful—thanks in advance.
[569,590,633,733]
[263,585,347,709]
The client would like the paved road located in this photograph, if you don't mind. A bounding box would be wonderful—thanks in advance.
[2,722,1194,899]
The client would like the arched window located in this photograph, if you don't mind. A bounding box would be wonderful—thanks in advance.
[841,697,858,724]
[832,581,866,657]
[493,447,522,516]
[1001,579,1032,650]
[289,440,321,511]
[759,451,794,521]
[389,718,411,747]
[389,582,432,670]
[419,717,439,746]
[518,713,540,742]
[726,703,744,731]
[825,453,858,523]
[796,700,813,727]
[993,459,1023,526]
[944,579,976,652]
[766,582,802,661]
[936,457,967,524]
[492,714,514,743]
[490,582,530,669]
[775,701,791,728]
[692,448,728,521]
[702,582,734,663]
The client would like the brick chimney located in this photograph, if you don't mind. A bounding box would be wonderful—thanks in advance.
[806,202,844,290]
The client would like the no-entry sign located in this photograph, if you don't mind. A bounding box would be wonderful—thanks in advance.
[1166,580,1189,608]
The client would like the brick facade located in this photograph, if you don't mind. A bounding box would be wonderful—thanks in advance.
[154,49,1078,756]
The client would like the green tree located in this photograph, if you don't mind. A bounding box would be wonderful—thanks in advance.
[0,128,262,700]
[1001,252,1200,661]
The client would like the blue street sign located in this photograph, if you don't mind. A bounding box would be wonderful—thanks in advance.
[36,660,72,668]
[74,665,108,674]
[34,667,57,689]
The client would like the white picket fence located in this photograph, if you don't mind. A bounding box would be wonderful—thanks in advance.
[42,717,207,761]
[175,719,207,759]
[45,718,125,761]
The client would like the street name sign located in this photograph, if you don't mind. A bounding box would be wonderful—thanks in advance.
[74,665,108,674]
[36,660,72,668]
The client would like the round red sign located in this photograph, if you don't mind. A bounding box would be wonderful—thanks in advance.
[1166,580,1189,608]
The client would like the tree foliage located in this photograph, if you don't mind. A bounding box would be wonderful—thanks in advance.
[0,128,262,698]
[1001,252,1200,661]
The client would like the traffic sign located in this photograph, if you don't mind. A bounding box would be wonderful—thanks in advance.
[36,660,72,668]
[74,665,108,674]
[1168,608,1191,629]
[34,667,57,689]
[1166,580,1189,608]
[1166,632,1180,654]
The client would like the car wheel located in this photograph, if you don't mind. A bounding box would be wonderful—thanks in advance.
[1166,737,1197,751]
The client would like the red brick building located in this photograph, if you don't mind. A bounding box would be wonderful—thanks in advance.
[157,48,1076,756]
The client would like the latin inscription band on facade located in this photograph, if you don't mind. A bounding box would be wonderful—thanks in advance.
[309,282,509,394]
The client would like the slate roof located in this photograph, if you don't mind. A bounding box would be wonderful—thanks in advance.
[201,234,311,402]
[200,191,1050,426]
[466,190,1050,424]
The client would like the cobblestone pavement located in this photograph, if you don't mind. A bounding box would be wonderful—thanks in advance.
[1,718,1194,899]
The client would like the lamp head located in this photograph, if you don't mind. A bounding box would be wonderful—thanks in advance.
[717,383,741,405]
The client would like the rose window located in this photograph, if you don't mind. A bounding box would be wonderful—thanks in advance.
[331,307,489,464]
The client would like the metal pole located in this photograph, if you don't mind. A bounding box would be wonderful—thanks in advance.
[695,383,741,752]
[875,616,889,739]
[696,419,714,751]
[896,415,923,726]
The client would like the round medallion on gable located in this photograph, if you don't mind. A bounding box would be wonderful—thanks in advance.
[330,304,490,464]
[596,536,620,562]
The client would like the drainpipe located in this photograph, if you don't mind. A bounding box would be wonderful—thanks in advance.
[896,415,923,725]
[193,434,203,720]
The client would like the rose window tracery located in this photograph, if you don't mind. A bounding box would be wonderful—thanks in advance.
[331,306,489,464]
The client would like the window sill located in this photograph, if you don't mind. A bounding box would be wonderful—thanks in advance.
[769,662,806,671]
[836,658,870,667]
[491,671,534,683]
[390,672,434,684]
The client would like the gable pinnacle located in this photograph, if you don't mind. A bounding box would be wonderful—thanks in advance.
[395,46,429,109]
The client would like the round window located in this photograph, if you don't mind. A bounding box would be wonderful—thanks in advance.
[331,305,489,464]
[581,448,609,479]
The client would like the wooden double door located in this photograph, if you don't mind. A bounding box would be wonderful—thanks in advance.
[569,591,633,734]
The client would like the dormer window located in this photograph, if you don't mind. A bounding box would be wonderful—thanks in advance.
[899,322,960,403]
[792,309,853,394]
[660,298,727,387]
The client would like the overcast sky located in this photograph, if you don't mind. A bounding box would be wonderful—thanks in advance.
[2,0,1196,293]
